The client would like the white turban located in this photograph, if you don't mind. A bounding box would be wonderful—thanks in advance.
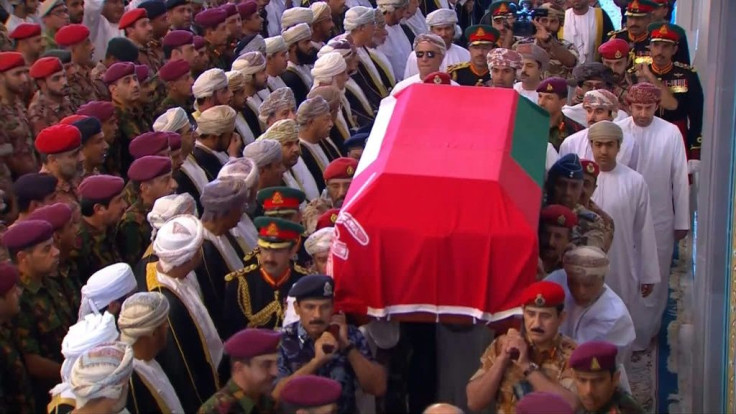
[118,292,170,344]
[53,312,119,397]
[304,227,334,256]
[258,87,296,124]
[281,7,313,30]
[259,119,299,143]
[318,38,354,59]
[153,107,190,133]
[344,6,375,31]
[201,178,250,220]
[70,342,134,408]
[147,193,198,239]
[311,52,347,85]
[79,263,137,320]
[226,70,246,91]
[153,214,204,273]
[196,105,236,136]
[563,246,610,279]
[426,8,457,26]
[218,157,259,191]
[310,2,331,23]
[243,139,283,167]
[265,36,287,56]
[297,96,330,126]
[377,0,408,13]
[192,68,228,99]
[282,22,312,47]
[232,51,267,82]
[413,33,447,55]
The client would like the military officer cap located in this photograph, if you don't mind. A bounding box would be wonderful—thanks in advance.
[569,340,618,373]
[78,175,126,202]
[598,38,629,60]
[77,100,116,122]
[54,24,90,47]
[119,8,147,30]
[580,160,600,178]
[129,132,171,159]
[128,155,172,182]
[536,77,567,98]
[548,153,583,180]
[281,375,342,408]
[518,281,565,308]
[316,208,340,230]
[9,23,41,40]
[516,392,574,414]
[625,0,657,16]
[540,204,577,229]
[41,48,72,64]
[35,124,82,155]
[72,117,103,145]
[489,1,514,17]
[159,59,190,82]
[257,187,306,216]
[0,262,19,296]
[195,8,227,29]
[0,52,25,72]
[138,0,167,20]
[323,157,358,182]
[465,24,498,46]
[254,216,305,249]
[224,329,282,359]
[2,220,54,251]
[344,132,369,150]
[648,22,684,44]
[423,71,451,85]
[29,56,63,79]
[106,37,139,63]
[25,202,73,232]
[103,62,136,85]
[289,274,334,301]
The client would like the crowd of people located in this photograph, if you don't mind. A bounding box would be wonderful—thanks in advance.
[0,0,702,411]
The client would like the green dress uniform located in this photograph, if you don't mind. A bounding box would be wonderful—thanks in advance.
[117,200,153,266]
[198,379,274,414]
[0,322,35,413]
[548,115,585,151]
[448,62,490,87]
[75,219,122,284]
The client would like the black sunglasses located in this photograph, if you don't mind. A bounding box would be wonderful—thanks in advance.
[415,51,437,59]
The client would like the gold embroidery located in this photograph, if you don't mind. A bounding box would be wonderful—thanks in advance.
[237,276,283,328]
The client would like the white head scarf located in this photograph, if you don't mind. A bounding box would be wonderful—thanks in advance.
[70,342,134,408]
[78,263,137,320]
[265,36,287,56]
[232,51,267,82]
[192,68,228,99]
[153,107,190,133]
[153,214,204,273]
[118,292,170,345]
[147,193,198,240]
[425,8,457,27]
[258,87,296,124]
[259,119,299,143]
[344,6,375,31]
[281,7,314,30]
[304,227,334,256]
[282,22,312,47]
[310,2,331,23]
[243,139,283,167]
[311,52,347,85]
[196,105,237,136]
[217,157,259,191]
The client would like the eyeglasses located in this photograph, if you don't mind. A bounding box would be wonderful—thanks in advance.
[415,51,437,59]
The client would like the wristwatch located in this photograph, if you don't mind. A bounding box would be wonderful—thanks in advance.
[523,362,540,377]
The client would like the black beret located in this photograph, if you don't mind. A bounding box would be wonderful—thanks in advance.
[165,0,189,10]
[72,117,103,144]
[40,48,71,64]
[343,132,369,149]
[289,275,334,300]
[138,0,167,19]
[13,173,58,205]
[106,37,140,63]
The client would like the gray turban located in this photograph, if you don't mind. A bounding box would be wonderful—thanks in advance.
[265,36,287,56]
[297,96,330,126]
[344,6,375,31]
[118,292,170,344]
[217,157,259,191]
[425,8,457,26]
[304,227,334,256]
[243,138,283,167]
[259,87,296,124]
[200,178,250,221]
[232,51,267,82]
[413,33,447,55]
[377,0,408,13]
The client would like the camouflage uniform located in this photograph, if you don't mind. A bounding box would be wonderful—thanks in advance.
[27,91,76,136]
[38,166,81,218]
[514,36,579,81]
[116,200,152,266]
[43,30,58,51]
[198,379,274,414]
[581,389,645,414]
[573,204,611,252]
[612,71,635,114]
[137,44,164,73]
[155,95,195,120]
[56,259,83,312]
[89,62,111,101]
[548,115,585,151]
[207,42,230,71]
[75,218,122,283]
[0,322,35,413]
[115,104,152,175]
[68,63,99,109]
[0,99,38,175]
[0,23,12,51]
[587,200,614,253]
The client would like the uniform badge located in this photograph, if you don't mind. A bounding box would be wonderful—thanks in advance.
[476,27,486,37]
[498,3,508,13]
[614,50,622,59]
[433,75,442,84]
[591,357,601,371]
[586,163,596,174]
[629,0,640,10]
[659,25,668,35]
[346,165,355,176]
[330,213,338,224]
[272,191,284,205]
[324,282,333,296]
[674,72,684,78]
[266,222,280,237]
[557,215,565,226]
[546,83,554,92]
[534,293,546,307]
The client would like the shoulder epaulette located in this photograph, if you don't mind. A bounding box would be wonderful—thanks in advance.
[674,61,696,72]
[447,62,470,73]
[243,247,260,262]
[224,263,259,282]
[608,29,625,38]
[293,263,310,275]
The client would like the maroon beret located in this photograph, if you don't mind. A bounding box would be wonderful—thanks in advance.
[0,52,25,72]
[134,64,149,83]
[193,35,206,50]
[316,208,340,230]
[77,101,116,122]
[163,30,194,48]
[237,1,258,18]
[2,220,54,250]
[194,8,227,29]
[60,114,89,125]
[540,204,577,229]
[166,132,182,151]
[29,57,64,79]
[536,76,568,97]
[129,132,171,159]
[24,202,73,231]
[78,175,125,201]
[0,262,19,296]
[323,157,358,182]
[423,71,451,85]
[54,24,90,47]
[159,59,190,82]
[224,328,281,359]
[103,62,136,85]
[128,155,173,182]
[35,124,82,154]
[220,3,237,17]
[516,392,574,414]
[569,341,618,372]
[119,7,148,29]
[280,375,342,408]
[9,23,41,40]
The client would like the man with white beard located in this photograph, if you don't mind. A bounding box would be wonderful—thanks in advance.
[376,0,413,81]
[404,9,469,79]
[615,82,689,351]
[559,89,639,170]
